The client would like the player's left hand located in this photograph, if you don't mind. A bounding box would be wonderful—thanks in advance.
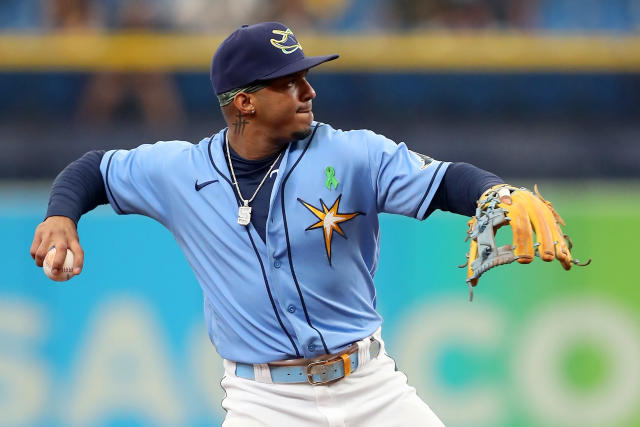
[461,184,590,300]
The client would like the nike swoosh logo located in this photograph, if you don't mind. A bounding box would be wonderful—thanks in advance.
[195,179,218,191]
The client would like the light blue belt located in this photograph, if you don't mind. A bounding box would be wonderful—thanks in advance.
[235,338,381,385]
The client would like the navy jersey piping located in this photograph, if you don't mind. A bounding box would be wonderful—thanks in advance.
[207,132,234,188]
[414,162,444,219]
[207,131,301,357]
[280,124,331,355]
[246,227,301,357]
[105,150,125,214]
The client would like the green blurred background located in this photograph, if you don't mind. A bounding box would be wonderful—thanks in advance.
[1,1,639,426]
[377,182,640,427]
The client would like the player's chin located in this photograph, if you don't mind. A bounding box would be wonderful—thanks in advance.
[290,113,314,140]
[291,124,313,141]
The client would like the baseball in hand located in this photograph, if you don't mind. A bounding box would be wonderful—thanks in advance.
[43,247,75,282]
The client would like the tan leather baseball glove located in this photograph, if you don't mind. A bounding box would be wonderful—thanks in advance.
[462,184,590,300]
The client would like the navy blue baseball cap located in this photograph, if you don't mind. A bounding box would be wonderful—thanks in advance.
[211,22,339,95]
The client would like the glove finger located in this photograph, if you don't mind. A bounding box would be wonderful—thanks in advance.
[553,222,573,270]
[533,194,573,268]
[504,192,534,263]
[534,187,573,269]
[535,184,566,226]
[521,191,556,261]
[467,237,479,287]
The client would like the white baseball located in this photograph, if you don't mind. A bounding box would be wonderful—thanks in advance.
[43,247,75,282]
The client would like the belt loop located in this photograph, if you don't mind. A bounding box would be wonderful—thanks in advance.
[253,363,273,384]
[223,359,237,377]
[357,337,371,368]
[340,353,352,377]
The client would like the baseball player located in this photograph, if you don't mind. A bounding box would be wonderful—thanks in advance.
[30,22,582,426]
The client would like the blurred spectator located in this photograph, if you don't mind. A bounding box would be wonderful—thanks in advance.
[97,0,172,30]
[388,0,533,30]
[169,0,350,33]
[77,0,185,127]
[43,0,101,30]
[260,0,361,32]
[3,0,639,33]
[171,0,261,33]
[300,0,351,22]
[263,0,315,29]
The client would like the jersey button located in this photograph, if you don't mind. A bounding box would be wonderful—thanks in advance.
[287,305,296,313]
[274,260,281,269]
[308,344,315,352]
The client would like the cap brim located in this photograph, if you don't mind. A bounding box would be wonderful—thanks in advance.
[258,54,339,81]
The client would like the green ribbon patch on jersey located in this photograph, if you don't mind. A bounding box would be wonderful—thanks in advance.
[325,166,339,190]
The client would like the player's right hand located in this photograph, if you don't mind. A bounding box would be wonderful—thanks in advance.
[30,216,84,276]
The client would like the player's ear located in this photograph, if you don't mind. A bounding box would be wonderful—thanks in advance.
[232,92,256,116]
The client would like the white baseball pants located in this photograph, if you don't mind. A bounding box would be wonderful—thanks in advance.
[220,330,445,427]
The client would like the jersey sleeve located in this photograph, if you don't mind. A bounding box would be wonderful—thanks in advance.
[365,131,450,219]
[100,141,188,225]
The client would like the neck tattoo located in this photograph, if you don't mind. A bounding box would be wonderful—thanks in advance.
[225,132,282,226]
[232,111,249,135]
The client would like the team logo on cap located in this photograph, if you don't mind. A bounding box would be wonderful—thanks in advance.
[270,28,302,54]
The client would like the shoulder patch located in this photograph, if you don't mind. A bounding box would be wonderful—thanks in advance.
[410,150,434,170]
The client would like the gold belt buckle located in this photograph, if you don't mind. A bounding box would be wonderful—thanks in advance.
[306,353,351,385]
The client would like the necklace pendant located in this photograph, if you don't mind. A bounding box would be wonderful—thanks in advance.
[238,205,252,226]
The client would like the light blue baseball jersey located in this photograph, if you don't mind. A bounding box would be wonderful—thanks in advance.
[100,122,449,363]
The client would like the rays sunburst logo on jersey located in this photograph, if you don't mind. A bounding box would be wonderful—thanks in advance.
[270,28,302,54]
[298,194,364,265]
